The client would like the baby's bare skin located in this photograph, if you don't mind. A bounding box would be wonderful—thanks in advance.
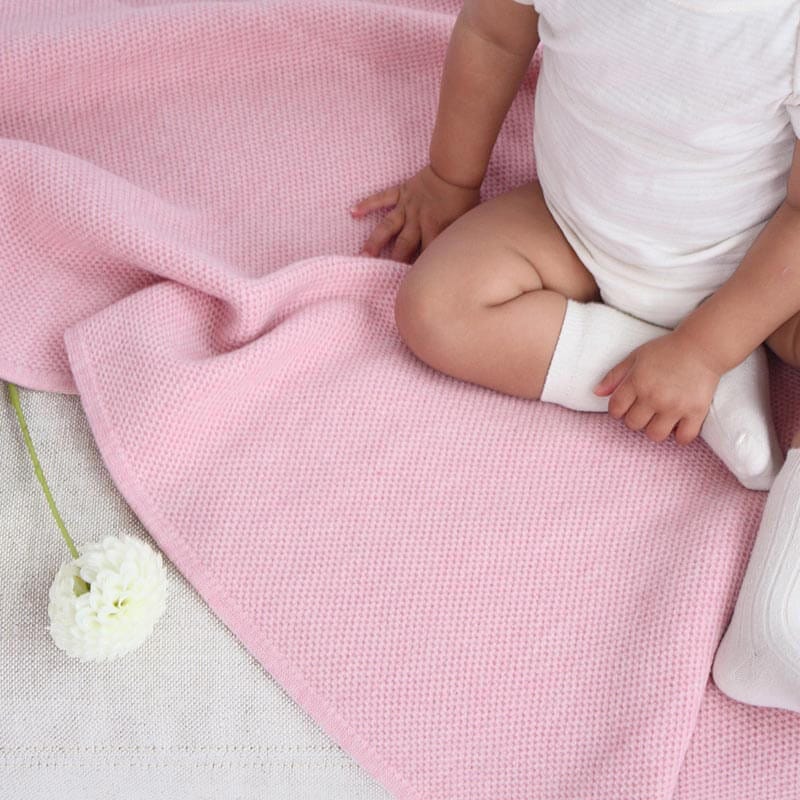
[394,178,598,400]
[351,0,800,447]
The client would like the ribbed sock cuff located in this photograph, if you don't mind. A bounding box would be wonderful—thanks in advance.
[539,299,666,413]
[540,298,590,407]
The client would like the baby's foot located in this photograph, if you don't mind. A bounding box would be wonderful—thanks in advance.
[699,345,783,491]
[712,448,800,712]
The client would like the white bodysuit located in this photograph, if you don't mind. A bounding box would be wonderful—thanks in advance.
[512,0,800,327]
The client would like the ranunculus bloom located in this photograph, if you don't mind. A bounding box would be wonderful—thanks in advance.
[47,533,168,662]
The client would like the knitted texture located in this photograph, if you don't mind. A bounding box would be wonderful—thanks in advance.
[2,2,800,798]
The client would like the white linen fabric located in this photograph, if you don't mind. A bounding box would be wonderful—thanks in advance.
[0,386,391,800]
[513,0,800,327]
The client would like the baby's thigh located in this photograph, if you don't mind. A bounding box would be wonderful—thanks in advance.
[399,179,599,317]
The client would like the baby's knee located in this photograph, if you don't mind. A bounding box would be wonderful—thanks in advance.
[394,265,459,366]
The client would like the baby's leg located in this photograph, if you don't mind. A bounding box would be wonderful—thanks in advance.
[394,179,781,490]
[395,178,691,405]
[711,329,800,712]
[712,444,800,712]
[394,179,600,400]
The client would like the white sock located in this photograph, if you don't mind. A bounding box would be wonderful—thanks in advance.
[712,447,800,712]
[540,299,784,490]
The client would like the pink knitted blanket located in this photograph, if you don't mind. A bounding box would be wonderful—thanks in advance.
[4,1,800,796]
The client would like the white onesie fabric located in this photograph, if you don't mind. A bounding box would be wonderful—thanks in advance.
[512,0,800,327]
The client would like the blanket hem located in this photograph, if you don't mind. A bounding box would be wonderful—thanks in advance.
[0,359,78,395]
[60,324,424,800]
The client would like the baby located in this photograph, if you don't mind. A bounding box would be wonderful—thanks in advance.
[350,2,800,712]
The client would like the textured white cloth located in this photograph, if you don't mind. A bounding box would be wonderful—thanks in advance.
[0,387,390,800]
[713,446,800,712]
[513,0,800,327]
[540,299,784,490]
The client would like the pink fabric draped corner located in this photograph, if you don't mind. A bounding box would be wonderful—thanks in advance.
[3,1,800,797]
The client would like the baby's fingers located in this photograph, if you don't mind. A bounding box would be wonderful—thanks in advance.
[350,186,400,218]
[607,382,636,420]
[622,401,654,432]
[360,207,405,257]
[645,413,679,444]
[390,216,421,264]
[674,415,703,446]
[594,353,634,396]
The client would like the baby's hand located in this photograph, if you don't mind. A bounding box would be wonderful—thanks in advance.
[350,164,481,263]
[592,331,722,445]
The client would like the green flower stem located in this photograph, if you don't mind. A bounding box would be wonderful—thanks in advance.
[7,382,90,595]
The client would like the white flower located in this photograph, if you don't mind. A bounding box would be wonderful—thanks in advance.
[47,533,168,662]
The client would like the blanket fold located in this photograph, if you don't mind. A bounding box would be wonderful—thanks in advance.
[4,1,800,797]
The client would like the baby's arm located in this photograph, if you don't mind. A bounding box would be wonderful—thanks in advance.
[593,140,800,446]
[353,0,539,259]
[428,0,540,189]
[671,140,800,373]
